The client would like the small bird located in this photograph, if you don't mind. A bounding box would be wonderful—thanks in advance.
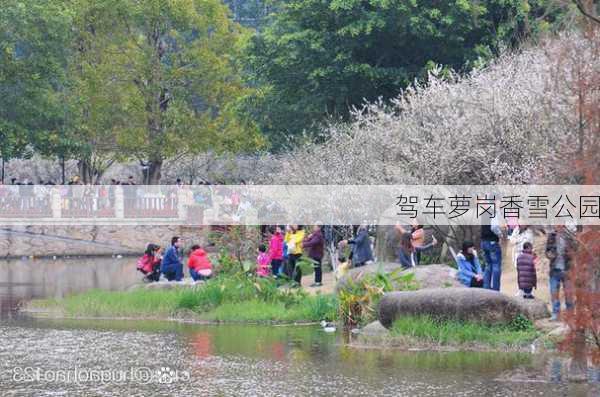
[320,320,336,333]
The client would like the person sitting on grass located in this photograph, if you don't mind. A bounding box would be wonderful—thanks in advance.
[456,241,484,288]
[256,243,271,278]
[161,236,184,281]
[188,244,213,281]
[516,242,537,299]
[397,232,437,269]
[136,243,162,282]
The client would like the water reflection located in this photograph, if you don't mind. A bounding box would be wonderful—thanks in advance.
[0,256,139,318]
[1,319,598,396]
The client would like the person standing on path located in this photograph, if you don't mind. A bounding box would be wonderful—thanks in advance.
[516,242,537,299]
[268,225,284,277]
[481,213,504,291]
[302,225,325,287]
[545,225,576,321]
[342,225,373,268]
[285,225,305,285]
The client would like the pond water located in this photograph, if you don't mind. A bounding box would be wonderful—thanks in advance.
[2,318,598,396]
[0,258,598,396]
[0,256,138,318]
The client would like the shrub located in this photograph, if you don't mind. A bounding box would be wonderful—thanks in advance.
[338,268,418,327]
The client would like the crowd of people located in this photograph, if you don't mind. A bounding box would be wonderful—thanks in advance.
[136,223,377,290]
[130,216,578,322]
[136,225,329,288]
[455,223,576,321]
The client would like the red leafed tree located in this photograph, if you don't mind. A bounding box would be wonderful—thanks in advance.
[559,0,600,377]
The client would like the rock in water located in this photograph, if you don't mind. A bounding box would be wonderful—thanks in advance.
[378,288,542,328]
[361,321,390,337]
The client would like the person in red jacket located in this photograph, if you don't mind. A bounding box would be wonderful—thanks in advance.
[136,243,162,282]
[268,225,284,277]
[188,245,213,281]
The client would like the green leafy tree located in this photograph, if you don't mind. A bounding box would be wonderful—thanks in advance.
[82,0,264,184]
[0,0,72,181]
[244,0,562,147]
[59,0,133,184]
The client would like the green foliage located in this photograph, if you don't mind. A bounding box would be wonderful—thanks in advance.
[338,268,419,327]
[210,227,263,272]
[295,256,317,276]
[1,0,265,181]
[243,0,564,146]
[508,314,535,332]
[391,315,539,347]
[87,0,265,182]
[40,273,338,323]
[0,0,72,163]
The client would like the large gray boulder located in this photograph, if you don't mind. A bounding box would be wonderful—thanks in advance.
[335,262,403,293]
[143,279,204,290]
[400,264,462,289]
[378,288,544,328]
[513,298,550,320]
[336,263,461,293]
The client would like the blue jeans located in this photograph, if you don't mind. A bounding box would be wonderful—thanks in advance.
[162,263,183,281]
[189,268,210,281]
[549,269,573,315]
[481,240,502,291]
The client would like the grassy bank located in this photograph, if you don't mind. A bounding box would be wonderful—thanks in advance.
[27,275,339,324]
[388,315,540,349]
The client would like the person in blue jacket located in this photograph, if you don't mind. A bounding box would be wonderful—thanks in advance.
[456,241,484,288]
[161,236,184,281]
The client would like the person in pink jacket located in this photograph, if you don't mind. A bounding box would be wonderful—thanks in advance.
[268,225,284,277]
[256,244,271,277]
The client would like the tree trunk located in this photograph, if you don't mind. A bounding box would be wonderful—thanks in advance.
[61,156,66,185]
[375,225,399,262]
[1,157,5,184]
[77,160,93,184]
[143,158,163,185]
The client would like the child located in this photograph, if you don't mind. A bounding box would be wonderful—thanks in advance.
[188,245,213,281]
[256,244,271,277]
[136,244,162,282]
[268,226,284,277]
[335,256,350,280]
[516,242,537,299]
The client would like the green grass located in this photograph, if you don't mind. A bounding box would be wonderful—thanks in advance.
[198,296,337,323]
[28,275,338,323]
[390,315,539,348]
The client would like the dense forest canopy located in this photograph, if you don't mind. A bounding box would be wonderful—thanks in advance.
[0,0,592,182]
